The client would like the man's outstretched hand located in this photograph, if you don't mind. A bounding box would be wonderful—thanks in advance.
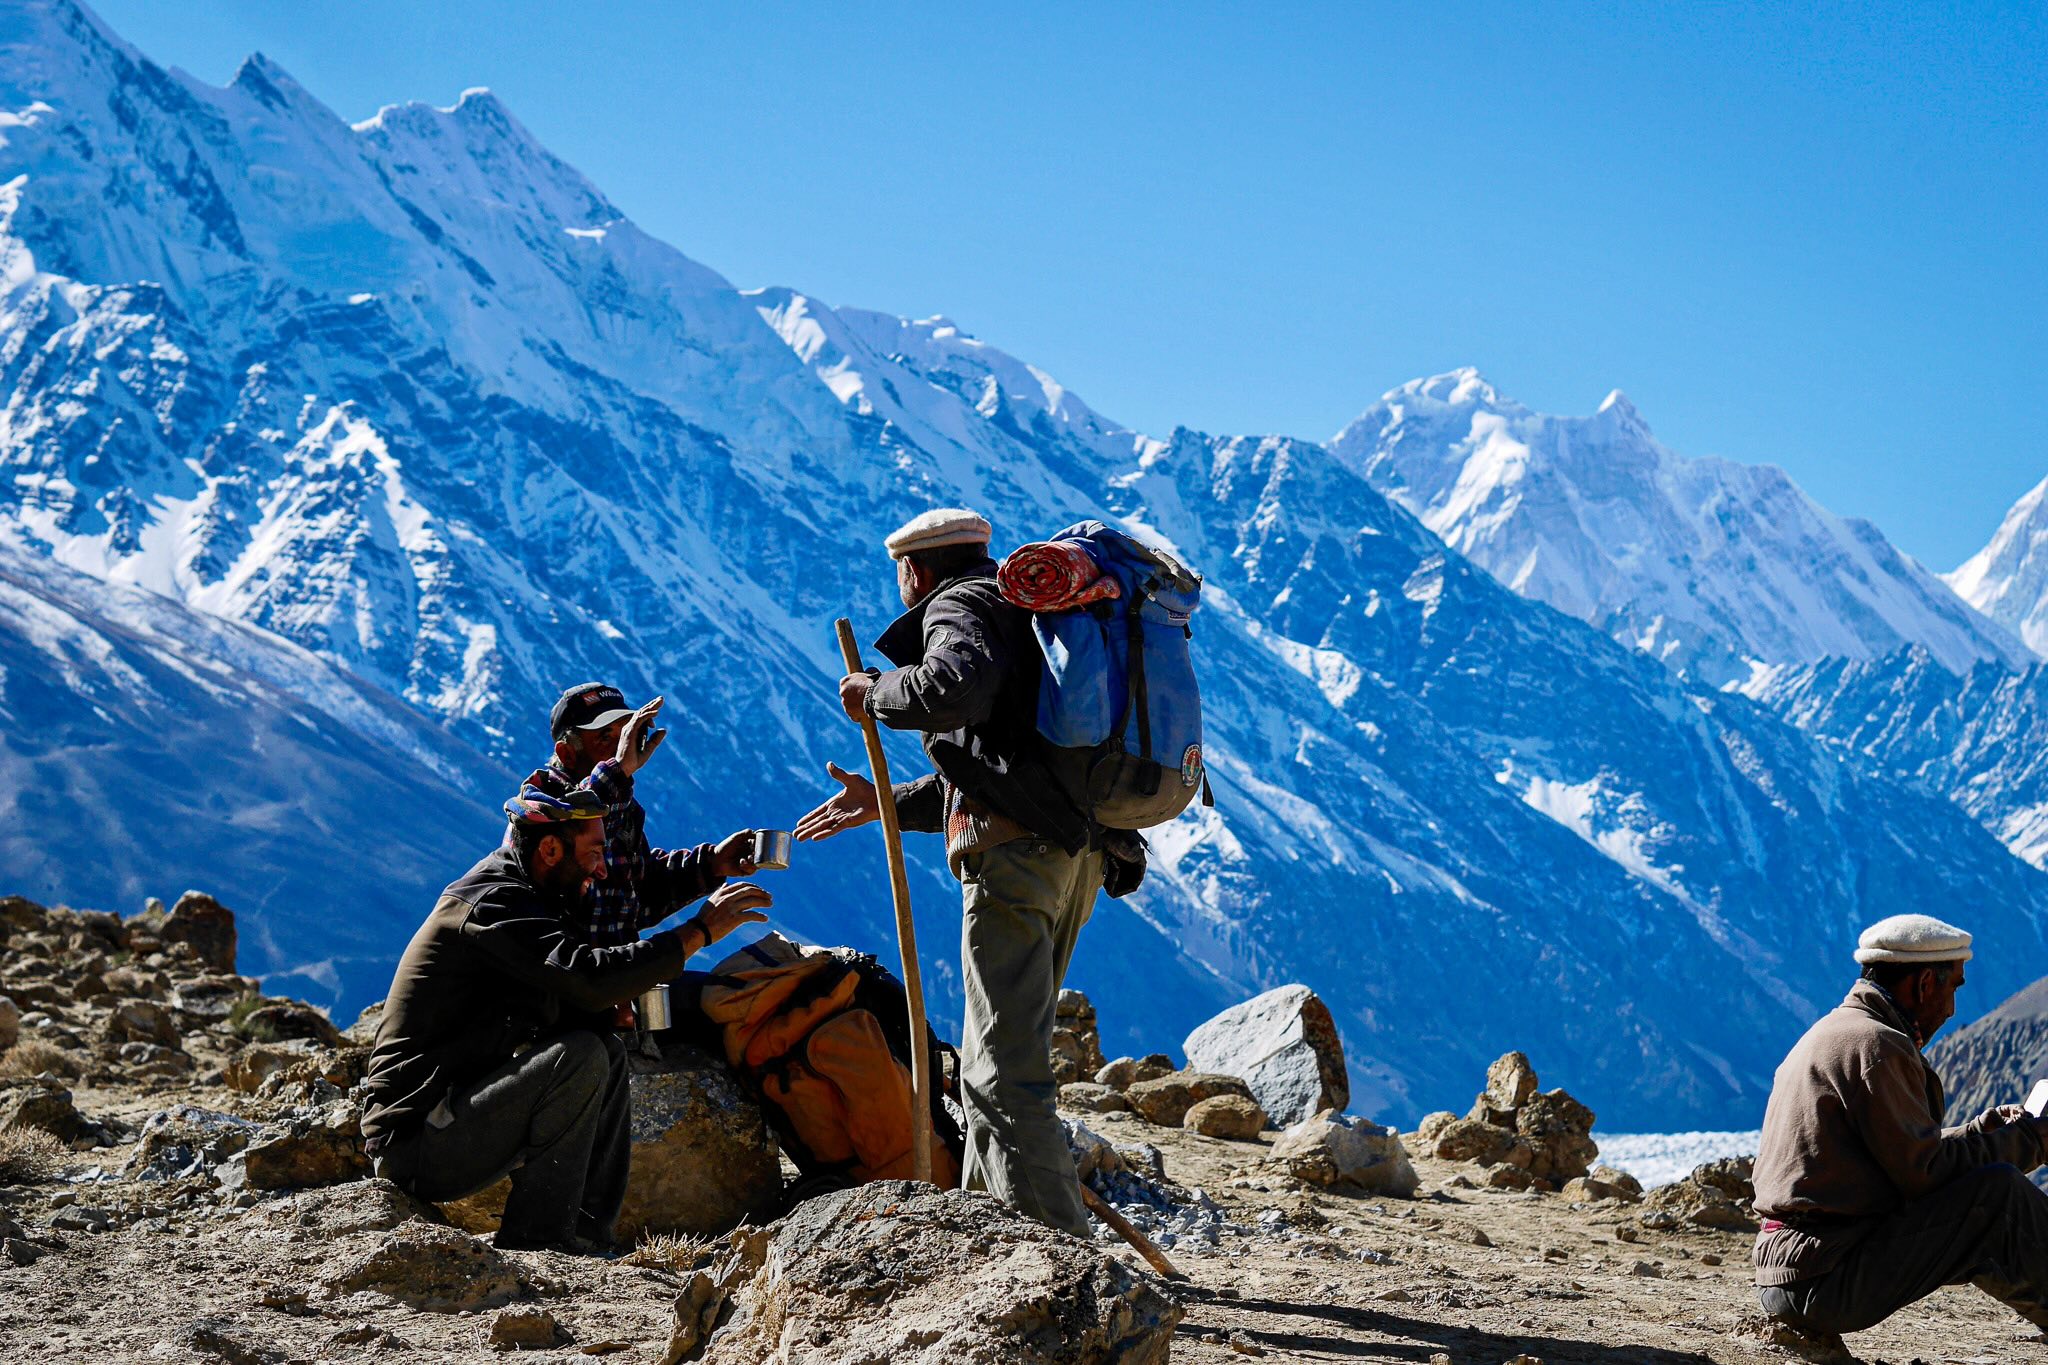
[709,830,758,878]
[696,882,772,946]
[794,762,880,842]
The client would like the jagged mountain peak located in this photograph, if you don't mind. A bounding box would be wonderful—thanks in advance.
[1945,474,2048,656]
[1334,370,2027,685]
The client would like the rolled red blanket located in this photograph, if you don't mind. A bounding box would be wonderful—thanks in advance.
[998,540,1122,612]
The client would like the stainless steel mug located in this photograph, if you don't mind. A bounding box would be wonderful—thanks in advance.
[752,828,793,871]
[636,984,673,1031]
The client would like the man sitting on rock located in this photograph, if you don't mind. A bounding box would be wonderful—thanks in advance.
[360,733,771,1255]
[1752,913,2048,1344]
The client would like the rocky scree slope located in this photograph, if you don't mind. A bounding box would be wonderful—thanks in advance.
[0,898,2034,1365]
[6,0,2048,1127]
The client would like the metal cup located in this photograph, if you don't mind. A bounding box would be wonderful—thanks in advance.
[636,984,673,1032]
[751,828,793,871]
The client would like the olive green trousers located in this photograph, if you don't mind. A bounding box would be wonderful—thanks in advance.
[955,836,1102,1237]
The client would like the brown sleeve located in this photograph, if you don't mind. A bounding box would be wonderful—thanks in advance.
[1849,1038,2040,1196]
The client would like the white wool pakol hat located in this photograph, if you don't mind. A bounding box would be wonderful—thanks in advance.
[885,508,992,560]
[1853,913,1973,966]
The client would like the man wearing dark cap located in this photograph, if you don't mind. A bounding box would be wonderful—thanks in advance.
[521,684,760,950]
[1753,913,2048,1347]
[362,711,772,1253]
[795,507,1102,1237]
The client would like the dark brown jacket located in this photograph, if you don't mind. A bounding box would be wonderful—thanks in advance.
[1751,979,2043,1285]
[360,847,697,1143]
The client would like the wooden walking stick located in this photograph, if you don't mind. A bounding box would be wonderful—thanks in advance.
[1079,1181,1186,1280]
[835,617,934,1186]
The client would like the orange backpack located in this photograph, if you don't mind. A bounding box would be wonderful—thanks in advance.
[699,934,963,1189]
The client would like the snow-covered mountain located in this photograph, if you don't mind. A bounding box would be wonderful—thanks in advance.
[1946,477,2048,658]
[0,540,509,1001]
[1331,370,2028,689]
[6,0,2048,1128]
[1751,649,2048,870]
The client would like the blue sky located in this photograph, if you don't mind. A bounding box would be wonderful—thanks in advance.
[90,0,2046,568]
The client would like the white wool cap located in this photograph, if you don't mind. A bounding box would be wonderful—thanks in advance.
[1853,913,1974,965]
[884,507,992,560]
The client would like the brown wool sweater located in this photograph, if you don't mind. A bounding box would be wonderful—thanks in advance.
[1751,979,2044,1285]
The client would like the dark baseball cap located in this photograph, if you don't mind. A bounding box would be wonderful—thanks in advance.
[550,681,635,738]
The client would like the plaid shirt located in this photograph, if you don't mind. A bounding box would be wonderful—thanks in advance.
[511,756,724,949]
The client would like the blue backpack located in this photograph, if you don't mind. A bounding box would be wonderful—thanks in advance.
[1017,522,1209,830]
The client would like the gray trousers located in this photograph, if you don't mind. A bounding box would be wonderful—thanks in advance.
[956,836,1102,1238]
[373,1029,632,1248]
[1759,1163,2048,1335]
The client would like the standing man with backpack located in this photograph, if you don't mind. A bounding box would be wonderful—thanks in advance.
[794,508,1113,1237]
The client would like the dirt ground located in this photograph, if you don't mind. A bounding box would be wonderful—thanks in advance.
[3,1074,2043,1365]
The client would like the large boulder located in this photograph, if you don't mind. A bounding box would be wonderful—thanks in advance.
[1124,1070,1253,1127]
[159,892,238,973]
[452,1038,782,1240]
[1266,1110,1419,1196]
[1183,1094,1267,1140]
[1180,985,1348,1127]
[619,1039,783,1239]
[667,1182,1181,1364]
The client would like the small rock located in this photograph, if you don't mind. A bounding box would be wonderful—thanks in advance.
[1629,1260,1662,1278]
[1513,1089,1597,1182]
[2,1237,43,1266]
[0,1080,90,1142]
[160,891,238,973]
[1588,1164,1643,1197]
[1484,1164,1535,1191]
[1465,1225,1493,1248]
[1058,1082,1130,1115]
[236,1001,347,1048]
[1484,1051,1539,1111]
[1413,1110,1457,1144]
[321,1223,523,1312]
[1642,1178,1757,1233]
[1700,1252,1724,1266]
[1265,1110,1417,1195]
[489,1307,564,1350]
[1124,1070,1253,1127]
[124,1106,259,1182]
[1558,1174,1639,1204]
[1094,1057,1141,1089]
[0,996,17,1052]
[1690,1155,1756,1204]
[100,1000,179,1048]
[243,1102,371,1190]
[1614,1223,1638,1242]
[1184,1094,1268,1140]
[1430,1118,1526,1167]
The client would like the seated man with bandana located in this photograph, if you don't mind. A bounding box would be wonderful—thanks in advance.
[359,708,771,1254]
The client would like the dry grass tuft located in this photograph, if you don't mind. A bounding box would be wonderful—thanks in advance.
[0,1125,66,1185]
[0,1040,83,1080]
[621,1230,712,1273]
